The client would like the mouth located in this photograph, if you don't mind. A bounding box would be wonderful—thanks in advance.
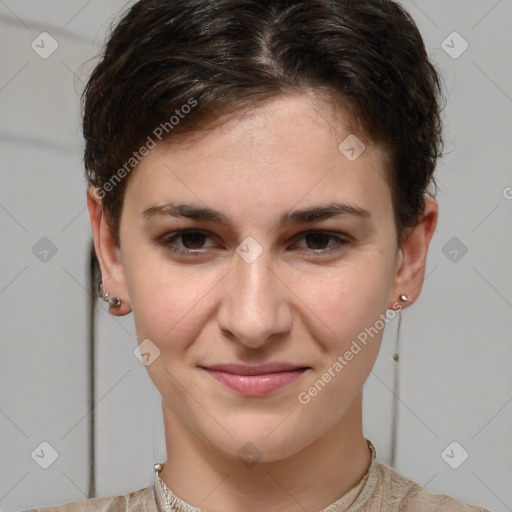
[199,363,310,396]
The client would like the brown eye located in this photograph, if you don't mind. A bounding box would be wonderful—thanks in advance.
[295,231,349,253]
[304,233,333,250]
[157,230,214,255]
[178,231,208,249]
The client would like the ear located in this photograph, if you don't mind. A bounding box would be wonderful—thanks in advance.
[87,187,131,316]
[388,196,438,310]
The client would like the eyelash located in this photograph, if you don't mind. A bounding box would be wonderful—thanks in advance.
[156,229,350,257]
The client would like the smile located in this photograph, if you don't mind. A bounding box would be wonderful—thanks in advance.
[200,363,309,396]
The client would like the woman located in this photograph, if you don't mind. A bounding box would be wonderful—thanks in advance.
[27,0,491,510]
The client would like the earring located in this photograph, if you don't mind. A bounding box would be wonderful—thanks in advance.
[98,282,122,308]
[399,294,409,302]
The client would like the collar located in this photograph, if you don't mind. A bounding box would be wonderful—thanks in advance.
[152,439,377,512]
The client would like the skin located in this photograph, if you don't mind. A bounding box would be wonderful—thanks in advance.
[88,92,437,512]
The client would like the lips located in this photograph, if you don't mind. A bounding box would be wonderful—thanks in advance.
[200,362,309,396]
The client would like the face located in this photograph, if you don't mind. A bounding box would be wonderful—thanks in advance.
[112,93,406,462]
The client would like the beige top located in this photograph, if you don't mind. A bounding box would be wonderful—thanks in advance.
[24,439,491,512]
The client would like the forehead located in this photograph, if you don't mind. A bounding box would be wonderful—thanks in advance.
[123,93,392,226]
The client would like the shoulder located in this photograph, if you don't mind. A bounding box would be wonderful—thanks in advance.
[21,485,157,512]
[355,459,491,511]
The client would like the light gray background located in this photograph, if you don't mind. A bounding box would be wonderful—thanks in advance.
[1,1,511,511]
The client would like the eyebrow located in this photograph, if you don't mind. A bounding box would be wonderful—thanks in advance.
[142,201,371,229]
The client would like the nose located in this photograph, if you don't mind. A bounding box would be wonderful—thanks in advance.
[217,245,293,349]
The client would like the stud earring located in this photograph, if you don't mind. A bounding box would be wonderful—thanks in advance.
[98,282,122,308]
[399,294,409,302]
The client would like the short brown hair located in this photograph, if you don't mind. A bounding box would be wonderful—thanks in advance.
[82,0,444,246]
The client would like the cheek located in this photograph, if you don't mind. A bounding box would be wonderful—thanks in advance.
[124,252,217,350]
[293,265,391,413]
[291,258,394,351]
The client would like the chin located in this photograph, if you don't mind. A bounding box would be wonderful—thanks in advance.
[199,410,317,464]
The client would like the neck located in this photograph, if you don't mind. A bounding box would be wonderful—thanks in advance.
[159,393,371,512]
